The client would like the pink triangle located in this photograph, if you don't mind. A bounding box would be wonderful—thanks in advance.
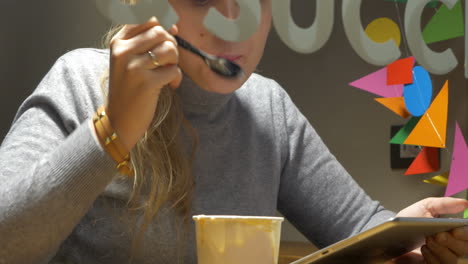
[349,67,404,98]
[445,122,468,196]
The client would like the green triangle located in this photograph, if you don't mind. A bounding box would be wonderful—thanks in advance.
[423,0,465,44]
[465,191,468,219]
[390,117,421,144]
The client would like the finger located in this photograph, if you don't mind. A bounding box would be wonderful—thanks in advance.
[168,67,182,89]
[424,197,468,216]
[129,40,179,70]
[148,40,179,66]
[422,245,441,264]
[426,236,458,264]
[452,226,468,240]
[144,64,182,91]
[168,24,179,35]
[126,25,178,55]
[441,229,468,257]
[389,249,424,264]
[114,16,160,40]
[437,231,468,257]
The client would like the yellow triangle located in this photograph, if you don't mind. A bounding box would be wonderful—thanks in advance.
[423,172,449,187]
[374,97,410,118]
[404,81,448,148]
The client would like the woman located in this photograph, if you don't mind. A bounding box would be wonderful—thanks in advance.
[0,0,467,263]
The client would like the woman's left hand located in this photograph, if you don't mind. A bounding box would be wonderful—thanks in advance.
[389,197,468,264]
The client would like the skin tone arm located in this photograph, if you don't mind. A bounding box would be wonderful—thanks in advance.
[106,17,182,151]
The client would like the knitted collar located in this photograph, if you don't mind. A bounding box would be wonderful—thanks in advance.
[176,74,235,118]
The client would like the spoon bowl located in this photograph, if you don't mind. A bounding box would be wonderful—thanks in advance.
[174,35,243,79]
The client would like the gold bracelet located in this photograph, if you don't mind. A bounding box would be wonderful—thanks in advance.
[93,106,134,177]
[96,108,128,160]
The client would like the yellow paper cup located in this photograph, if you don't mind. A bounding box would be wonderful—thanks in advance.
[193,215,284,264]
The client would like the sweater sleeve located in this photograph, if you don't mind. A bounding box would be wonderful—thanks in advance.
[274,81,395,248]
[0,50,118,264]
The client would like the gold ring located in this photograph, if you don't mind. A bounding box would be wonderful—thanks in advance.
[147,51,161,68]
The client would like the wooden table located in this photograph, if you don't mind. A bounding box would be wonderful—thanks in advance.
[279,241,317,264]
[279,241,468,264]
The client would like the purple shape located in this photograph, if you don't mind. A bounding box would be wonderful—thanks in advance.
[349,67,404,98]
[445,122,468,197]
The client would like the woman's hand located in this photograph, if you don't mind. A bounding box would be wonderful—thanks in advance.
[106,17,182,151]
[389,197,468,264]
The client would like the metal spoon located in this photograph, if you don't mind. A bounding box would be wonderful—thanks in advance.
[174,35,243,79]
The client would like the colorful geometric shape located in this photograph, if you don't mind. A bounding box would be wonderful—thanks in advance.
[349,67,404,98]
[403,66,433,117]
[445,122,468,197]
[365,17,401,47]
[423,0,464,44]
[404,147,440,175]
[387,57,415,85]
[390,117,421,144]
[465,192,468,219]
[374,97,410,118]
[423,172,449,187]
[404,81,448,148]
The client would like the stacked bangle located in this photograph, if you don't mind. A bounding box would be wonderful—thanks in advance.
[93,106,134,177]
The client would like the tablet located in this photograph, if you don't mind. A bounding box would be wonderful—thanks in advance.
[290,217,468,264]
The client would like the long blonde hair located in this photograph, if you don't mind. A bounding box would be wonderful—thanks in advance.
[101,22,197,263]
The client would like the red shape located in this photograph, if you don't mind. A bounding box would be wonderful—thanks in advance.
[387,57,415,85]
[405,147,440,175]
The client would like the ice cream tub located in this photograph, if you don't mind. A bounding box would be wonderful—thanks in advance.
[193,215,284,264]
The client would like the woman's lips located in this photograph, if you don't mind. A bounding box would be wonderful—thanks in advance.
[218,55,242,62]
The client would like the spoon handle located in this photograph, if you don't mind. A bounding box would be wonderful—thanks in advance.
[174,35,207,60]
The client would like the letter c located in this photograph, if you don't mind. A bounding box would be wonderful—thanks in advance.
[405,0,458,75]
[342,0,401,66]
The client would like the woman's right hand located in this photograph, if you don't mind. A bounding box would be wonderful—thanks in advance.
[106,17,182,151]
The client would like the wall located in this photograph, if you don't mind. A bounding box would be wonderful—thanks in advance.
[0,0,109,139]
[1,0,467,243]
[262,0,468,241]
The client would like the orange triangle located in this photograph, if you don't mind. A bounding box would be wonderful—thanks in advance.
[404,81,448,148]
[405,147,440,175]
[374,97,410,118]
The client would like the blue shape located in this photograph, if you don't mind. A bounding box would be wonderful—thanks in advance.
[403,66,432,117]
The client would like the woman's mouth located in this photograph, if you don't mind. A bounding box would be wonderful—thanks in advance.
[218,55,242,62]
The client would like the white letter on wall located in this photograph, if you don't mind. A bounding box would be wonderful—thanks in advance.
[342,0,401,66]
[405,0,458,75]
[271,0,334,54]
[95,0,178,30]
[203,0,261,42]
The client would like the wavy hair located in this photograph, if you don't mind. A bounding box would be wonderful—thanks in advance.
[100,19,197,263]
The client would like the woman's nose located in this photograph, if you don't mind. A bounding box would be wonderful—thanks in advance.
[216,0,240,19]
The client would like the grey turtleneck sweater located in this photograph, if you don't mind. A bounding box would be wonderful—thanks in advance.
[0,48,395,264]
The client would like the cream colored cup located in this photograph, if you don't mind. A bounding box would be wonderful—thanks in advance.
[193,215,284,264]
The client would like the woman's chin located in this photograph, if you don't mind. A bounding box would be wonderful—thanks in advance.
[195,68,250,94]
[212,78,248,94]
